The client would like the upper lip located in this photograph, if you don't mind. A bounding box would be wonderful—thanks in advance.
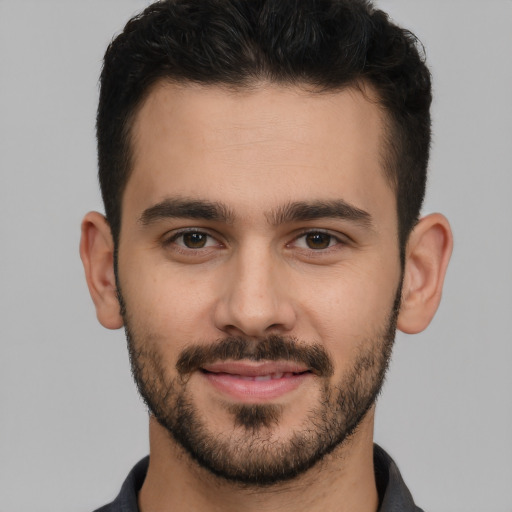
[201,361,310,377]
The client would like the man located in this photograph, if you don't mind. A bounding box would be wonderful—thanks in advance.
[80,0,452,510]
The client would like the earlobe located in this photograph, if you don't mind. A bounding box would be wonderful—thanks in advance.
[397,213,453,334]
[79,211,124,330]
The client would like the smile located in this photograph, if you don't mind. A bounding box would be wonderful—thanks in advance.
[199,361,313,401]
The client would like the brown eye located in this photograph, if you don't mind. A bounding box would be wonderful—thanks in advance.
[305,232,332,249]
[182,232,208,248]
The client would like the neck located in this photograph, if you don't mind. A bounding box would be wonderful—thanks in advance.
[139,410,379,512]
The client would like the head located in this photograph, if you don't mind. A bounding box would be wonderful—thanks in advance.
[82,0,452,487]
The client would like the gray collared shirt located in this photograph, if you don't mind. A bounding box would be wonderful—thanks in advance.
[94,445,424,512]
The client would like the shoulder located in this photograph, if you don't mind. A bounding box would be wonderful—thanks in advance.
[374,445,425,512]
[92,456,149,512]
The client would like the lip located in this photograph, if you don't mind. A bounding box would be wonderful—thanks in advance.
[200,360,312,402]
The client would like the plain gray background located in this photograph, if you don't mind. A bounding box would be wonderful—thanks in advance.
[1,1,511,510]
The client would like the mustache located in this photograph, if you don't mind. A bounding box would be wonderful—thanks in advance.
[176,335,334,377]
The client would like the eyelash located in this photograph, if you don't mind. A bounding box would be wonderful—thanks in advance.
[163,229,221,251]
[289,229,345,251]
[163,228,346,253]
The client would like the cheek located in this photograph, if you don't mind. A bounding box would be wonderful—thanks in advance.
[295,262,400,357]
[120,256,218,341]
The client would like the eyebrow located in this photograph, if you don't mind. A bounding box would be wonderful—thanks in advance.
[139,197,373,229]
[139,198,234,225]
[268,200,374,228]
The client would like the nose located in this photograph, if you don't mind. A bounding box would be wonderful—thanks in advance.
[213,243,297,337]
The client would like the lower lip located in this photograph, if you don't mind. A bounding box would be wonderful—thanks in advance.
[201,371,311,401]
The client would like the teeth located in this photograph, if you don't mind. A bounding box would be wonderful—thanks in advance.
[228,372,294,381]
[254,375,272,381]
[238,375,255,381]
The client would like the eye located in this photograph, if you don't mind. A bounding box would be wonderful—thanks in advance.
[292,231,340,250]
[169,230,218,249]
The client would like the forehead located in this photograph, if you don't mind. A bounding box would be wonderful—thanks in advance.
[125,81,394,225]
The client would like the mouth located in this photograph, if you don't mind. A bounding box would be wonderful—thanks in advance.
[199,361,313,401]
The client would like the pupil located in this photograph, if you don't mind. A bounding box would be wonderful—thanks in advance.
[184,233,206,248]
[306,233,330,249]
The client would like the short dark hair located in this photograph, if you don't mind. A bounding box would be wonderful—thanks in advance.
[97,0,431,252]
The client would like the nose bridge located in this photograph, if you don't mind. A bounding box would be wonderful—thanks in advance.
[215,238,295,336]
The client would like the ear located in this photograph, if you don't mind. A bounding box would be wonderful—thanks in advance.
[79,211,124,330]
[397,213,453,334]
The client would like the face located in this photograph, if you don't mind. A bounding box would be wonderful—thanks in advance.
[117,83,403,484]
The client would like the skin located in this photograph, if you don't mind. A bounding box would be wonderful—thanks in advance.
[80,82,453,512]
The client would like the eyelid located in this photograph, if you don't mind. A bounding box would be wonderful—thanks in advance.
[162,227,222,248]
[160,227,350,251]
[289,229,348,248]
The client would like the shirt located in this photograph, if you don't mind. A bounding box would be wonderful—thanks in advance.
[94,444,424,512]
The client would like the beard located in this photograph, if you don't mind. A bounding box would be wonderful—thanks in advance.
[121,289,400,487]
